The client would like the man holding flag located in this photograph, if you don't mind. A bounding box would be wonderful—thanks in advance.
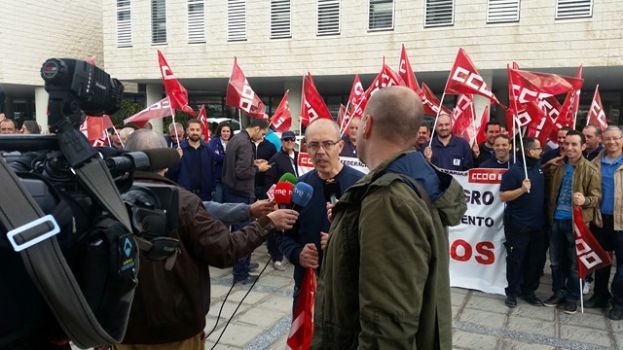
[543,130,601,314]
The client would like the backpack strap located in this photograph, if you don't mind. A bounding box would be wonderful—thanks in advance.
[0,155,132,348]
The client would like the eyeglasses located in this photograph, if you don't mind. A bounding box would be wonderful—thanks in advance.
[307,140,340,152]
[282,138,296,142]
[604,137,622,142]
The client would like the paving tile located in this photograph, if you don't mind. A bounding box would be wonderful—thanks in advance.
[207,301,250,320]
[236,307,287,328]
[452,289,468,306]
[262,295,295,314]
[460,308,507,329]
[513,304,556,322]
[559,324,612,348]
[465,294,508,314]
[558,310,608,330]
[507,315,556,338]
[206,323,264,347]
[227,290,269,304]
[453,329,499,349]
[499,339,556,350]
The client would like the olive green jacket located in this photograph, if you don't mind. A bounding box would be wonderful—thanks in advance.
[312,150,466,350]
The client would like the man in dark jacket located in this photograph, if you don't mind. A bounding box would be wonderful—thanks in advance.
[278,119,364,308]
[165,119,215,201]
[116,129,298,349]
[313,87,466,349]
[222,117,272,283]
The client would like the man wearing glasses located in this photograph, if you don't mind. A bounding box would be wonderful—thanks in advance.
[278,119,364,308]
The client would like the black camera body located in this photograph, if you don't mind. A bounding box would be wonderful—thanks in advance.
[0,59,179,349]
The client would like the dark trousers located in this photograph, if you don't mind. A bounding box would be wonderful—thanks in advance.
[224,186,254,282]
[549,219,581,301]
[504,226,547,297]
[591,215,623,309]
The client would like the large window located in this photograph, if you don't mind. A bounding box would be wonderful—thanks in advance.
[368,0,394,31]
[425,0,454,27]
[487,0,520,23]
[228,0,246,41]
[556,0,592,19]
[151,0,167,44]
[317,0,340,36]
[117,0,132,47]
[188,0,205,43]
[271,0,291,39]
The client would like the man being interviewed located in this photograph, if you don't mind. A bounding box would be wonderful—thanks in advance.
[312,86,466,349]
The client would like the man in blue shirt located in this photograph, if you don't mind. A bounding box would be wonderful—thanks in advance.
[586,126,623,320]
[278,119,364,308]
[423,113,473,171]
[542,130,601,314]
[500,137,546,308]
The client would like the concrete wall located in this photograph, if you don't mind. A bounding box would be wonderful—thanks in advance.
[0,0,104,86]
[102,0,623,80]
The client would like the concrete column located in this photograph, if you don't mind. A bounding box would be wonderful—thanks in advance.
[145,83,164,134]
[473,69,494,127]
[34,87,49,131]
[284,79,302,134]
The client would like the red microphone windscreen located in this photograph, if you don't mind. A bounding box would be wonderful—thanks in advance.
[274,181,294,207]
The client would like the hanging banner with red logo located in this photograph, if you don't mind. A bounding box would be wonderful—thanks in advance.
[445,48,501,105]
[447,168,507,295]
[587,85,608,131]
[271,90,292,132]
[124,97,172,126]
[226,57,266,118]
[300,73,332,127]
[398,44,420,94]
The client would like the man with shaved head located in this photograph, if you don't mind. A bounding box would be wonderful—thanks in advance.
[313,87,466,349]
[423,112,474,171]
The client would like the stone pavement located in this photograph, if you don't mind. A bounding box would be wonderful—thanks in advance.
[203,246,622,350]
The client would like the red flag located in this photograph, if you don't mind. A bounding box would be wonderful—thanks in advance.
[573,206,612,279]
[364,64,405,99]
[270,90,292,132]
[587,85,608,131]
[226,57,266,118]
[286,268,317,350]
[157,50,194,114]
[336,104,346,132]
[420,83,451,116]
[556,66,583,128]
[80,115,114,142]
[197,105,210,141]
[124,97,172,126]
[301,73,332,127]
[445,48,500,105]
[508,68,583,106]
[345,75,366,122]
[451,94,476,143]
[398,44,420,94]
[476,105,490,145]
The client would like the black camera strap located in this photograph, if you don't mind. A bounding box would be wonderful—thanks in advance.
[0,156,131,348]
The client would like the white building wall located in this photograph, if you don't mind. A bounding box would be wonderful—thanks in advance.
[102,0,623,80]
[0,0,104,86]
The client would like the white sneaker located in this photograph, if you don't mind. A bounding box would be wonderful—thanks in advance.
[583,280,592,295]
[273,260,286,271]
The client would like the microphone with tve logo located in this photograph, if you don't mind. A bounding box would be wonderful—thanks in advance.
[292,182,314,212]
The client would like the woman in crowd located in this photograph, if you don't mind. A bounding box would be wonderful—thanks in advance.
[209,121,233,202]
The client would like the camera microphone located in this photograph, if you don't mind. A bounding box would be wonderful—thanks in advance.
[323,179,340,205]
[292,182,314,212]
[274,181,294,209]
[106,148,180,173]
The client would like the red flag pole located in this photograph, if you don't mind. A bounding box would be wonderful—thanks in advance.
[572,65,583,130]
[470,99,477,147]
[580,277,584,313]
[428,67,453,147]
[167,96,182,149]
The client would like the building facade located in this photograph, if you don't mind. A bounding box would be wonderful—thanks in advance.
[2,0,622,131]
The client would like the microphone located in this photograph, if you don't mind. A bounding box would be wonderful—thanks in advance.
[292,182,314,212]
[279,172,297,185]
[106,148,180,173]
[274,181,294,209]
[323,179,340,205]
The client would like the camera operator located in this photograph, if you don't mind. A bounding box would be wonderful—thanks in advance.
[115,129,298,350]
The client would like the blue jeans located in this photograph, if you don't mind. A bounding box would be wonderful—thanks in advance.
[549,220,580,302]
[223,186,254,282]
[213,182,224,203]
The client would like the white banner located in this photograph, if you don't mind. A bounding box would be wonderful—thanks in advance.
[297,154,370,176]
[447,168,507,295]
